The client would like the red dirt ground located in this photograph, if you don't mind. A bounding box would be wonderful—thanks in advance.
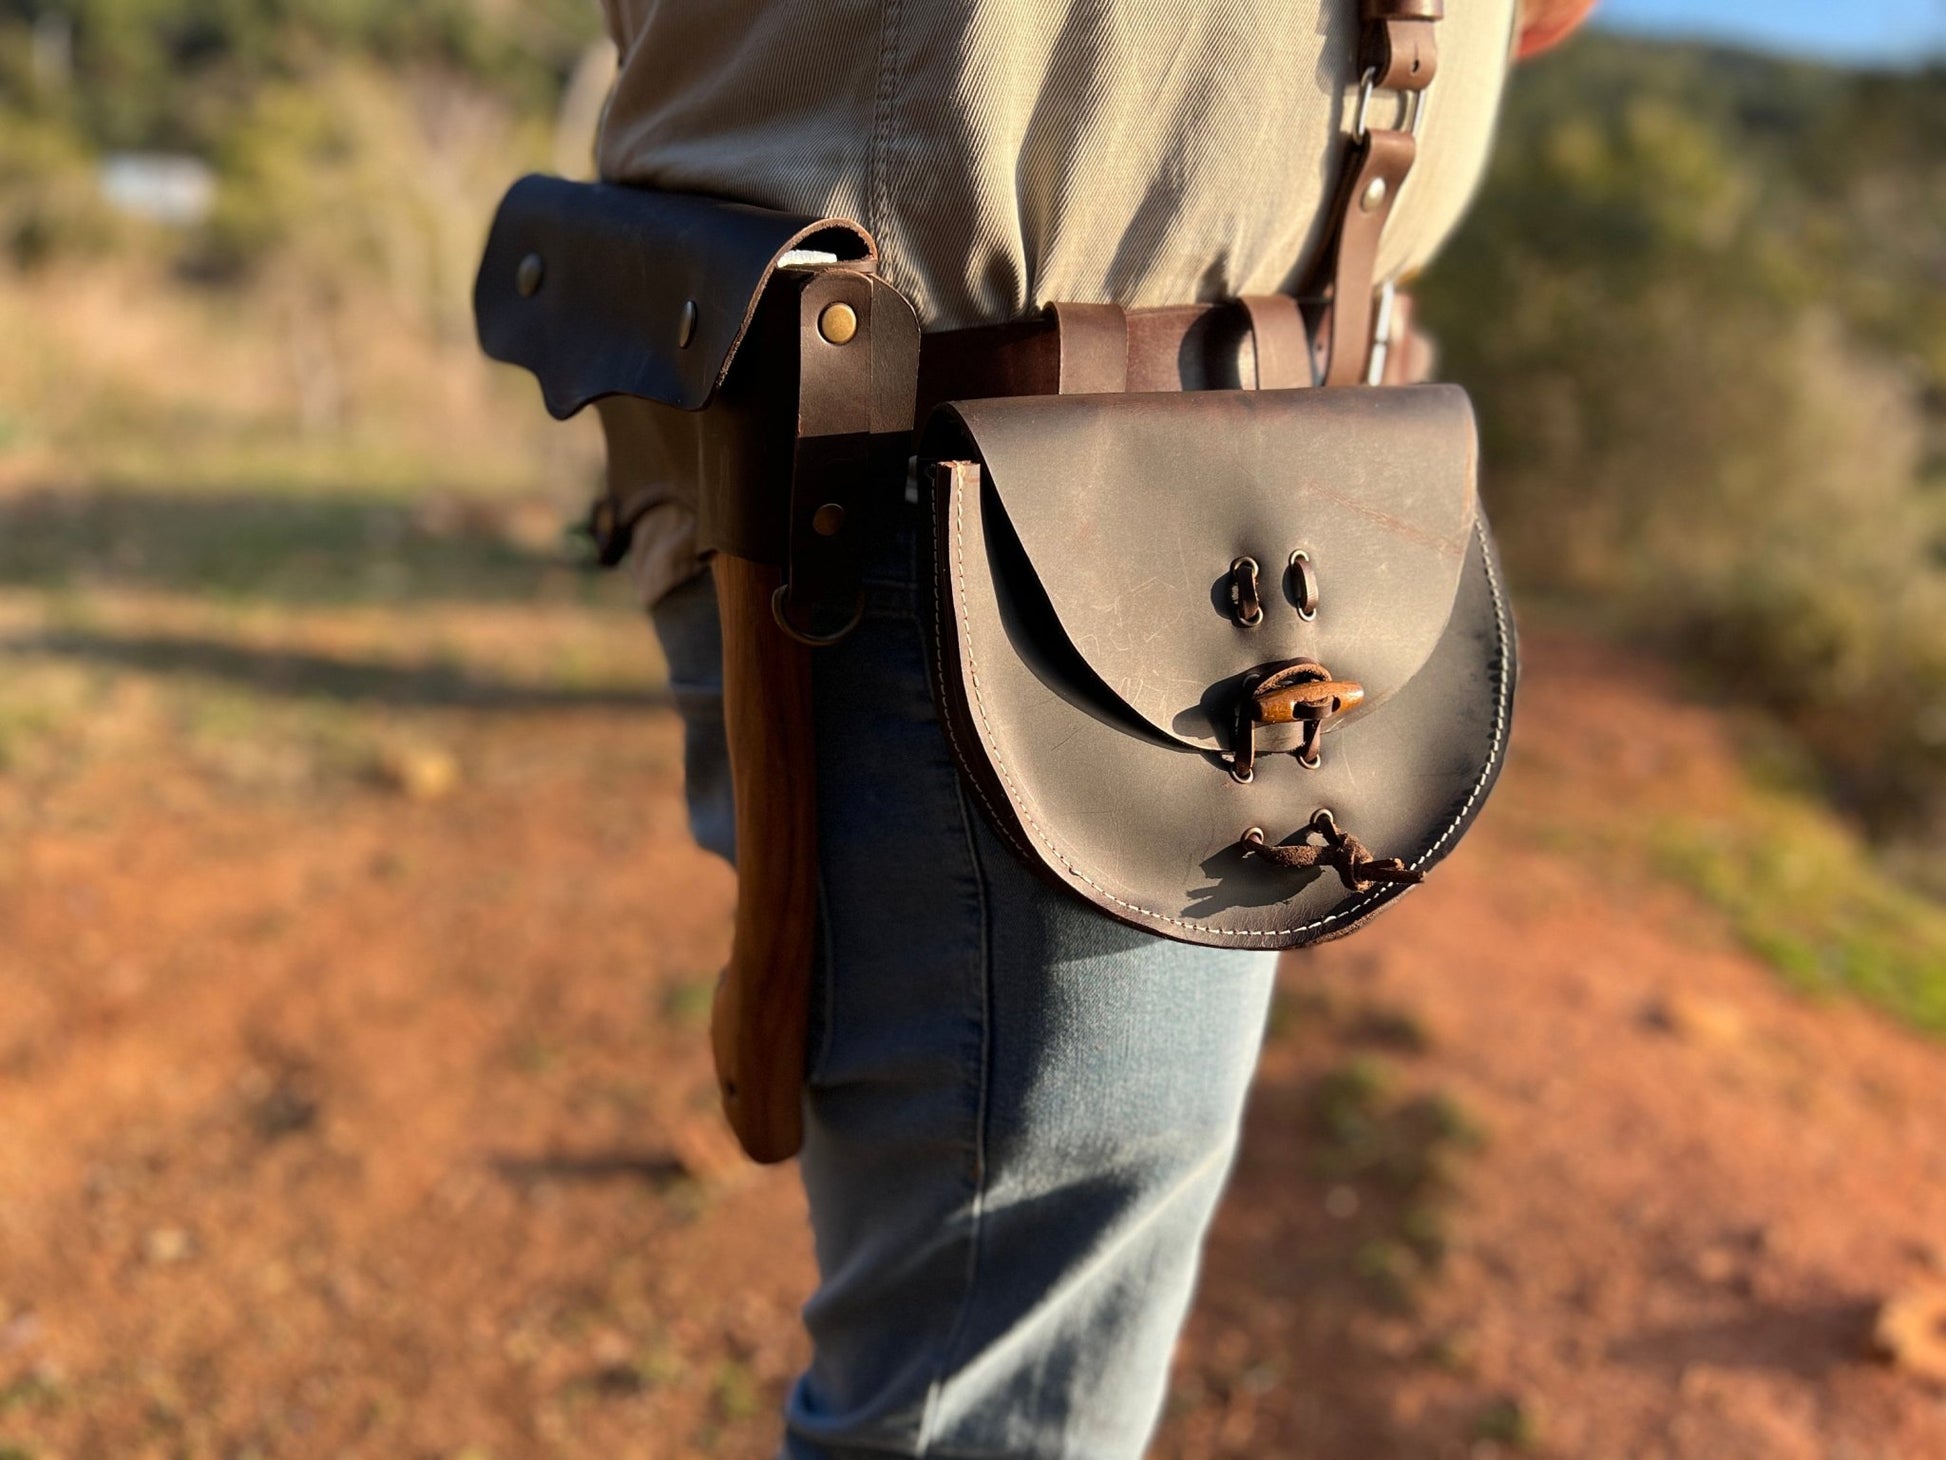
[3,632,1945,1459]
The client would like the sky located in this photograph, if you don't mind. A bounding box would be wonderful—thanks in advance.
[1593,0,1946,66]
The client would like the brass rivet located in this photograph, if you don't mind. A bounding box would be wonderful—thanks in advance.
[812,503,846,537]
[677,299,698,348]
[1359,176,1388,213]
[818,302,859,346]
[515,253,544,297]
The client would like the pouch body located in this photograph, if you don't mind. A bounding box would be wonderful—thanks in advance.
[923,385,1516,948]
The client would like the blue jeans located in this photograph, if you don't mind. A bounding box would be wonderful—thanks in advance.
[650,525,1277,1459]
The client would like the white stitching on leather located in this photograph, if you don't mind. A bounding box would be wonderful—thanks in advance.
[949,476,1513,942]
[930,468,1031,862]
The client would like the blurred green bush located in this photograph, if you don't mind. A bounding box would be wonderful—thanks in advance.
[0,0,596,148]
[1419,39,1946,877]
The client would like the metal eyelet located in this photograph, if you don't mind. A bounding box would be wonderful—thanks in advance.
[1296,717,1324,771]
[1231,671,1264,782]
[1228,556,1264,628]
[1289,550,1319,621]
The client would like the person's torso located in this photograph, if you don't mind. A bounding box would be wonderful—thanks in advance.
[598,0,1516,331]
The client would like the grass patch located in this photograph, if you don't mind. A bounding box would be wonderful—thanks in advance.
[1305,1055,1487,1311]
[710,1360,762,1424]
[0,487,572,608]
[661,978,716,1031]
[1654,794,1946,1033]
[1471,1395,1541,1451]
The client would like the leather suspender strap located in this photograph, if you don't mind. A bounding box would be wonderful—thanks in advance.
[1316,0,1442,387]
[1364,0,1442,89]
[1319,127,1417,387]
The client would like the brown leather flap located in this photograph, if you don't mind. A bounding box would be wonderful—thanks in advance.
[474,175,877,420]
[924,386,1478,753]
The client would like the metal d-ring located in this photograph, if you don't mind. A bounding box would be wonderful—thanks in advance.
[772,583,865,646]
[1353,66,1428,143]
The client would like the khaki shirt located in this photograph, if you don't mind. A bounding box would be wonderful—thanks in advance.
[595,0,1517,599]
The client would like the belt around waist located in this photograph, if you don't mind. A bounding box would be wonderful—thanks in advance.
[915,296,1330,422]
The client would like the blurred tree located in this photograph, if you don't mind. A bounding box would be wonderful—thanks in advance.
[1420,38,1946,868]
[0,0,601,148]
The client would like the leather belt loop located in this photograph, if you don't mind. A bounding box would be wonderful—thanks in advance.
[774,267,920,644]
[1238,294,1316,390]
[1049,301,1130,394]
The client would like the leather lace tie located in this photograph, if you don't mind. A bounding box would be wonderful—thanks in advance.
[1242,809,1425,891]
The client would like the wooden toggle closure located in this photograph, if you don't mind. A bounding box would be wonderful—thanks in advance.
[1252,674,1365,725]
[1230,658,1363,783]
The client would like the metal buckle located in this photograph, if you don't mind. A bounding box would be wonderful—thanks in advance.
[771,583,865,646]
[1353,66,1428,143]
[1365,280,1399,387]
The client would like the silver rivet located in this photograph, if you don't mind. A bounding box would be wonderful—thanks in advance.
[812,503,846,537]
[677,299,698,348]
[515,253,544,297]
[1360,176,1388,213]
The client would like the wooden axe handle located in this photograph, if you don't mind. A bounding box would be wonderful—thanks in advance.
[709,551,818,1163]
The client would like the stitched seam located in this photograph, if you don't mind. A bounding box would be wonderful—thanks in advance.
[953,489,1512,939]
[915,766,997,1456]
[931,476,1032,862]
[868,0,906,309]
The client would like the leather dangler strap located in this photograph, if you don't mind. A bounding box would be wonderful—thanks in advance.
[773,268,920,643]
[1315,0,1442,387]
[1238,294,1315,389]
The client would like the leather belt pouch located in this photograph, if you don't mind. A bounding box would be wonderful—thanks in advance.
[921,384,1516,948]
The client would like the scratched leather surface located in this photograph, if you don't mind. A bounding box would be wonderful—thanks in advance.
[926,388,1514,948]
[938,387,1477,753]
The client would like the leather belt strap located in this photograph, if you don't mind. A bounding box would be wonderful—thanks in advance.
[918,300,1309,419]
[1049,302,1130,393]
